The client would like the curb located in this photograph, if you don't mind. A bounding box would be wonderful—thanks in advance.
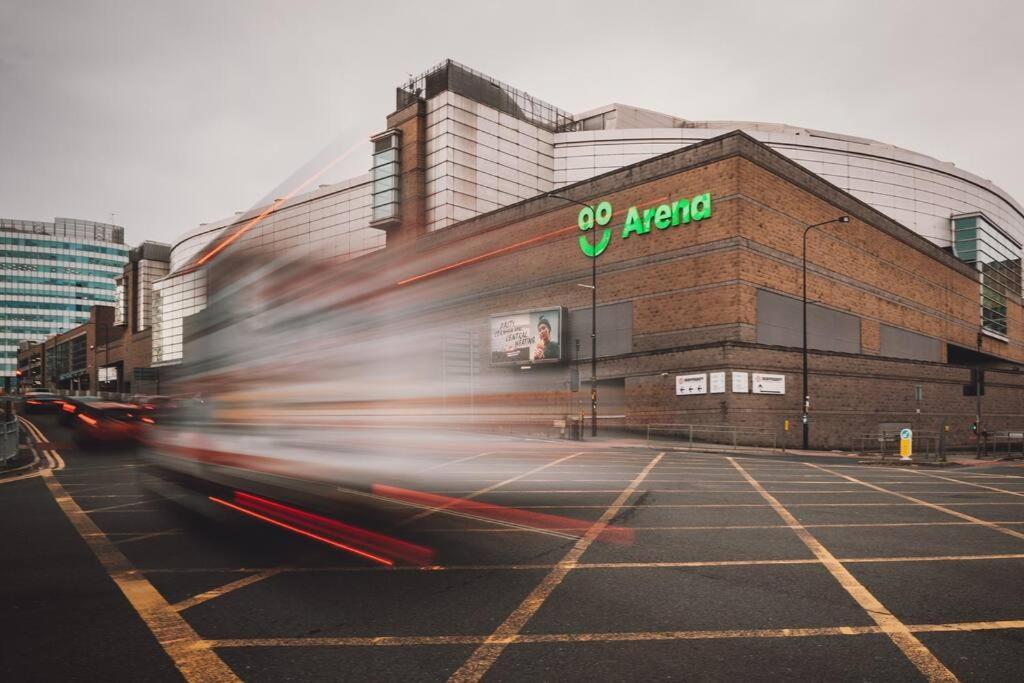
[0,450,41,479]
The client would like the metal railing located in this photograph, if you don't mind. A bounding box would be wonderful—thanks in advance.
[646,423,777,450]
[1,400,19,466]
[856,430,946,462]
[982,431,1024,460]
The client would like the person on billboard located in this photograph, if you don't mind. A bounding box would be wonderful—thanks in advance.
[531,316,560,361]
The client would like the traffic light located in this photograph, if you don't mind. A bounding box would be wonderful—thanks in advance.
[971,421,978,433]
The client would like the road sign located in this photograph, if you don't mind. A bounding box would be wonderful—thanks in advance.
[752,373,785,395]
[676,374,707,396]
[709,372,726,394]
[899,428,913,461]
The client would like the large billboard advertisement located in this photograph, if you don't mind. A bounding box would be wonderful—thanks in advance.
[490,308,564,365]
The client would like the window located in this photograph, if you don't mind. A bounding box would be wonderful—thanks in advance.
[953,214,1021,337]
[114,276,126,326]
[370,131,401,223]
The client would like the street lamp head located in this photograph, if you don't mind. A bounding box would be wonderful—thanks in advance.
[838,215,850,223]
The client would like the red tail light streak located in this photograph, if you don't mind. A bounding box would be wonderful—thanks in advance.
[209,491,435,566]
[372,484,633,545]
[194,140,365,268]
[396,224,577,286]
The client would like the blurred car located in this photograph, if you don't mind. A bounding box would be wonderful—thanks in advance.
[127,395,200,425]
[71,401,144,447]
[130,395,173,411]
[128,395,174,420]
[58,395,107,426]
[21,392,63,414]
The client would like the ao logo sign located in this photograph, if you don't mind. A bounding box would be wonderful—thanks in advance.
[577,193,712,257]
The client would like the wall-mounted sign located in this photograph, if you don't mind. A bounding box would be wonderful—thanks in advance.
[98,366,118,382]
[490,308,563,365]
[732,371,749,393]
[676,373,707,396]
[577,192,712,258]
[709,371,726,394]
[752,373,786,395]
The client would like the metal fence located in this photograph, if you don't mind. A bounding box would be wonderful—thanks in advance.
[646,423,777,450]
[856,430,946,462]
[982,431,1024,460]
[1,400,19,466]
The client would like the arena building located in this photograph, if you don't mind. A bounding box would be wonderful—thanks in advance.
[156,60,1024,447]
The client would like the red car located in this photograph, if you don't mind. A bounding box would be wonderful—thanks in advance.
[21,392,64,414]
[72,401,144,446]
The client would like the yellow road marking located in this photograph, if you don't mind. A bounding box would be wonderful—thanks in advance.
[17,416,64,470]
[911,619,1024,632]
[116,529,185,545]
[805,463,1024,542]
[340,486,581,540]
[21,416,238,681]
[399,451,585,525]
[729,458,958,682]
[173,569,285,612]
[202,618,1024,649]
[81,498,172,513]
[74,493,154,499]
[448,453,665,683]
[134,552,1024,575]
[426,488,1007,495]
[0,470,42,484]
[413,521,1024,533]
[418,451,499,473]
[904,469,1024,498]
[367,502,1024,509]
[39,468,238,681]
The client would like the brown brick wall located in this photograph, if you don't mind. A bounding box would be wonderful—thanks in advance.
[295,133,1024,448]
[384,102,427,247]
[736,160,1024,362]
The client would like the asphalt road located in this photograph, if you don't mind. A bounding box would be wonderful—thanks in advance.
[3,413,1024,682]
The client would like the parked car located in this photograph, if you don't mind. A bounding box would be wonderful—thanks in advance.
[21,392,64,414]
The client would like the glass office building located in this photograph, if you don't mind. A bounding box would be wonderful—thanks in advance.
[0,217,128,384]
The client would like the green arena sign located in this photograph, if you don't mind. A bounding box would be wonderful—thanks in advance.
[577,192,712,257]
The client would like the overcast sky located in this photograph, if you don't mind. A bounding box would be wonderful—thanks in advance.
[2,0,1022,246]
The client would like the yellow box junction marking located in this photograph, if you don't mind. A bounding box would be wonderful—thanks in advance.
[447,453,665,683]
[728,458,957,682]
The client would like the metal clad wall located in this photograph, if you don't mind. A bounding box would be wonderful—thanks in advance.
[879,323,942,362]
[569,301,633,359]
[756,289,861,354]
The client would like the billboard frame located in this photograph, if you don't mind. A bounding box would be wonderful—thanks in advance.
[489,306,565,367]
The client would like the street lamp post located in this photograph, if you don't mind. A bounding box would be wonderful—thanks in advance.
[802,215,850,450]
[549,193,599,437]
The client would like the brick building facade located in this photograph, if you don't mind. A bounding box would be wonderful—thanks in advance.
[334,130,1023,448]
[17,242,170,395]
